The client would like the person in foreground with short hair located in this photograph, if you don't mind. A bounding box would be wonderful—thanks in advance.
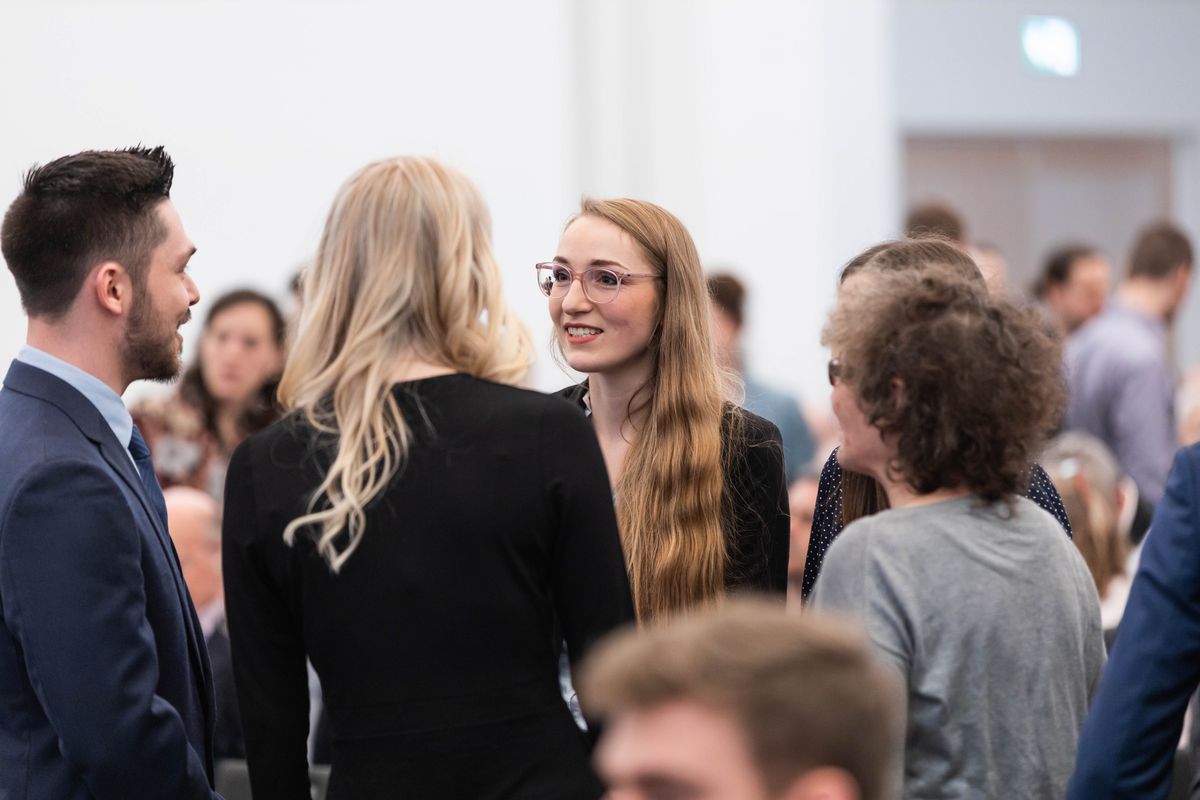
[813,259,1104,798]
[0,147,217,797]
[581,600,902,800]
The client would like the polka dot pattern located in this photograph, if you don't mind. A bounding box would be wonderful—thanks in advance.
[800,448,1073,602]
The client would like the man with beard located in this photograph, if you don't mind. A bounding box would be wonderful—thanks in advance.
[0,147,217,798]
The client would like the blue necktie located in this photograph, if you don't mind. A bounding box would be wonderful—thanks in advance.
[128,425,169,530]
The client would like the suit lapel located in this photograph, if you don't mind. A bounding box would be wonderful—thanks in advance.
[93,416,216,742]
[3,361,216,738]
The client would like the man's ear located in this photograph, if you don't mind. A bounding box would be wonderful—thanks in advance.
[1175,264,1192,297]
[781,766,861,800]
[92,261,131,317]
[1044,283,1062,306]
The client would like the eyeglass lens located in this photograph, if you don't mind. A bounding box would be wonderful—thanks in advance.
[536,264,622,303]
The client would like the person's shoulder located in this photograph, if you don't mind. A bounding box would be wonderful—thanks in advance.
[458,377,589,423]
[241,410,312,453]
[820,448,842,481]
[1071,308,1160,367]
[0,456,129,527]
[1178,441,1200,472]
[838,510,892,546]
[1010,494,1065,531]
[819,512,887,580]
[550,382,589,411]
[412,377,593,442]
[228,411,326,486]
[728,404,782,446]
[0,388,99,468]
[1013,497,1100,593]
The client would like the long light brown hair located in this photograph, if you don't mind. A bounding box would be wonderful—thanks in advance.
[279,157,533,570]
[569,198,740,622]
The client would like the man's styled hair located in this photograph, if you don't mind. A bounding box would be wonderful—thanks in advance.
[707,273,746,328]
[1,146,175,317]
[1033,244,1100,299]
[824,264,1065,502]
[1128,221,1193,280]
[904,202,965,244]
[581,600,902,800]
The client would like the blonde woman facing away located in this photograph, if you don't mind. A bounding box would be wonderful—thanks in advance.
[538,199,790,623]
[222,158,635,799]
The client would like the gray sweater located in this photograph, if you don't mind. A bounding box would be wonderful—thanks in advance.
[813,495,1105,799]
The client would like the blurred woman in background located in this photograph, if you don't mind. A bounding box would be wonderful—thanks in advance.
[1043,431,1137,636]
[538,198,789,623]
[133,288,285,498]
[224,157,635,799]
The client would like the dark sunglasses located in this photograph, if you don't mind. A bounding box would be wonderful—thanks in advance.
[827,357,844,386]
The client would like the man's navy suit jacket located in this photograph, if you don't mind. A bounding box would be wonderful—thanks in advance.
[0,360,218,799]
[1069,442,1200,798]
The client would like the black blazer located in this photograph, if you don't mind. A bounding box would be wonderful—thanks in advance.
[223,375,635,799]
[0,360,216,799]
[206,622,245,761]
[556,384,790,594]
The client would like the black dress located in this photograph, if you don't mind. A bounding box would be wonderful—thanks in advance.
[800,447,1074,601]
[556,385,790,594]
[222,375,635,800]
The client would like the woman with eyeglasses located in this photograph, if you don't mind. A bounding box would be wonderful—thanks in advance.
[536,198,789,623]
[811,252,1103,798]
[222,158,634,799]
[799,239,1072,602]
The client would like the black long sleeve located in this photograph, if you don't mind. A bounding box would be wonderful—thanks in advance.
[222,375,633,799]
[724,410,790,594]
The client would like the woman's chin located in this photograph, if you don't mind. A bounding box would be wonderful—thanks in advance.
[563,353,599,376]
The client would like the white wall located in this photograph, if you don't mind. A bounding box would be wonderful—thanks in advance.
[0,0,899,406]
[0,0,578,396]
[896,0,1200,368]
[570,0,898,403]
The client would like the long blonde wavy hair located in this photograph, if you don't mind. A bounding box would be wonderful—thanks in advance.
[570,199,739,622]
[279,157,533,571]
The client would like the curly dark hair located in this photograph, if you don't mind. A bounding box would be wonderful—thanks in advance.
[824,262,1065,502]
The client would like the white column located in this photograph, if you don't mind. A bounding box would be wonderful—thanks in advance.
[567,0,900,404]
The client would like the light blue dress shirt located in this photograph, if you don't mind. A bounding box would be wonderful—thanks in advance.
[14,345,138,469]
[1064,302,1175,505]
